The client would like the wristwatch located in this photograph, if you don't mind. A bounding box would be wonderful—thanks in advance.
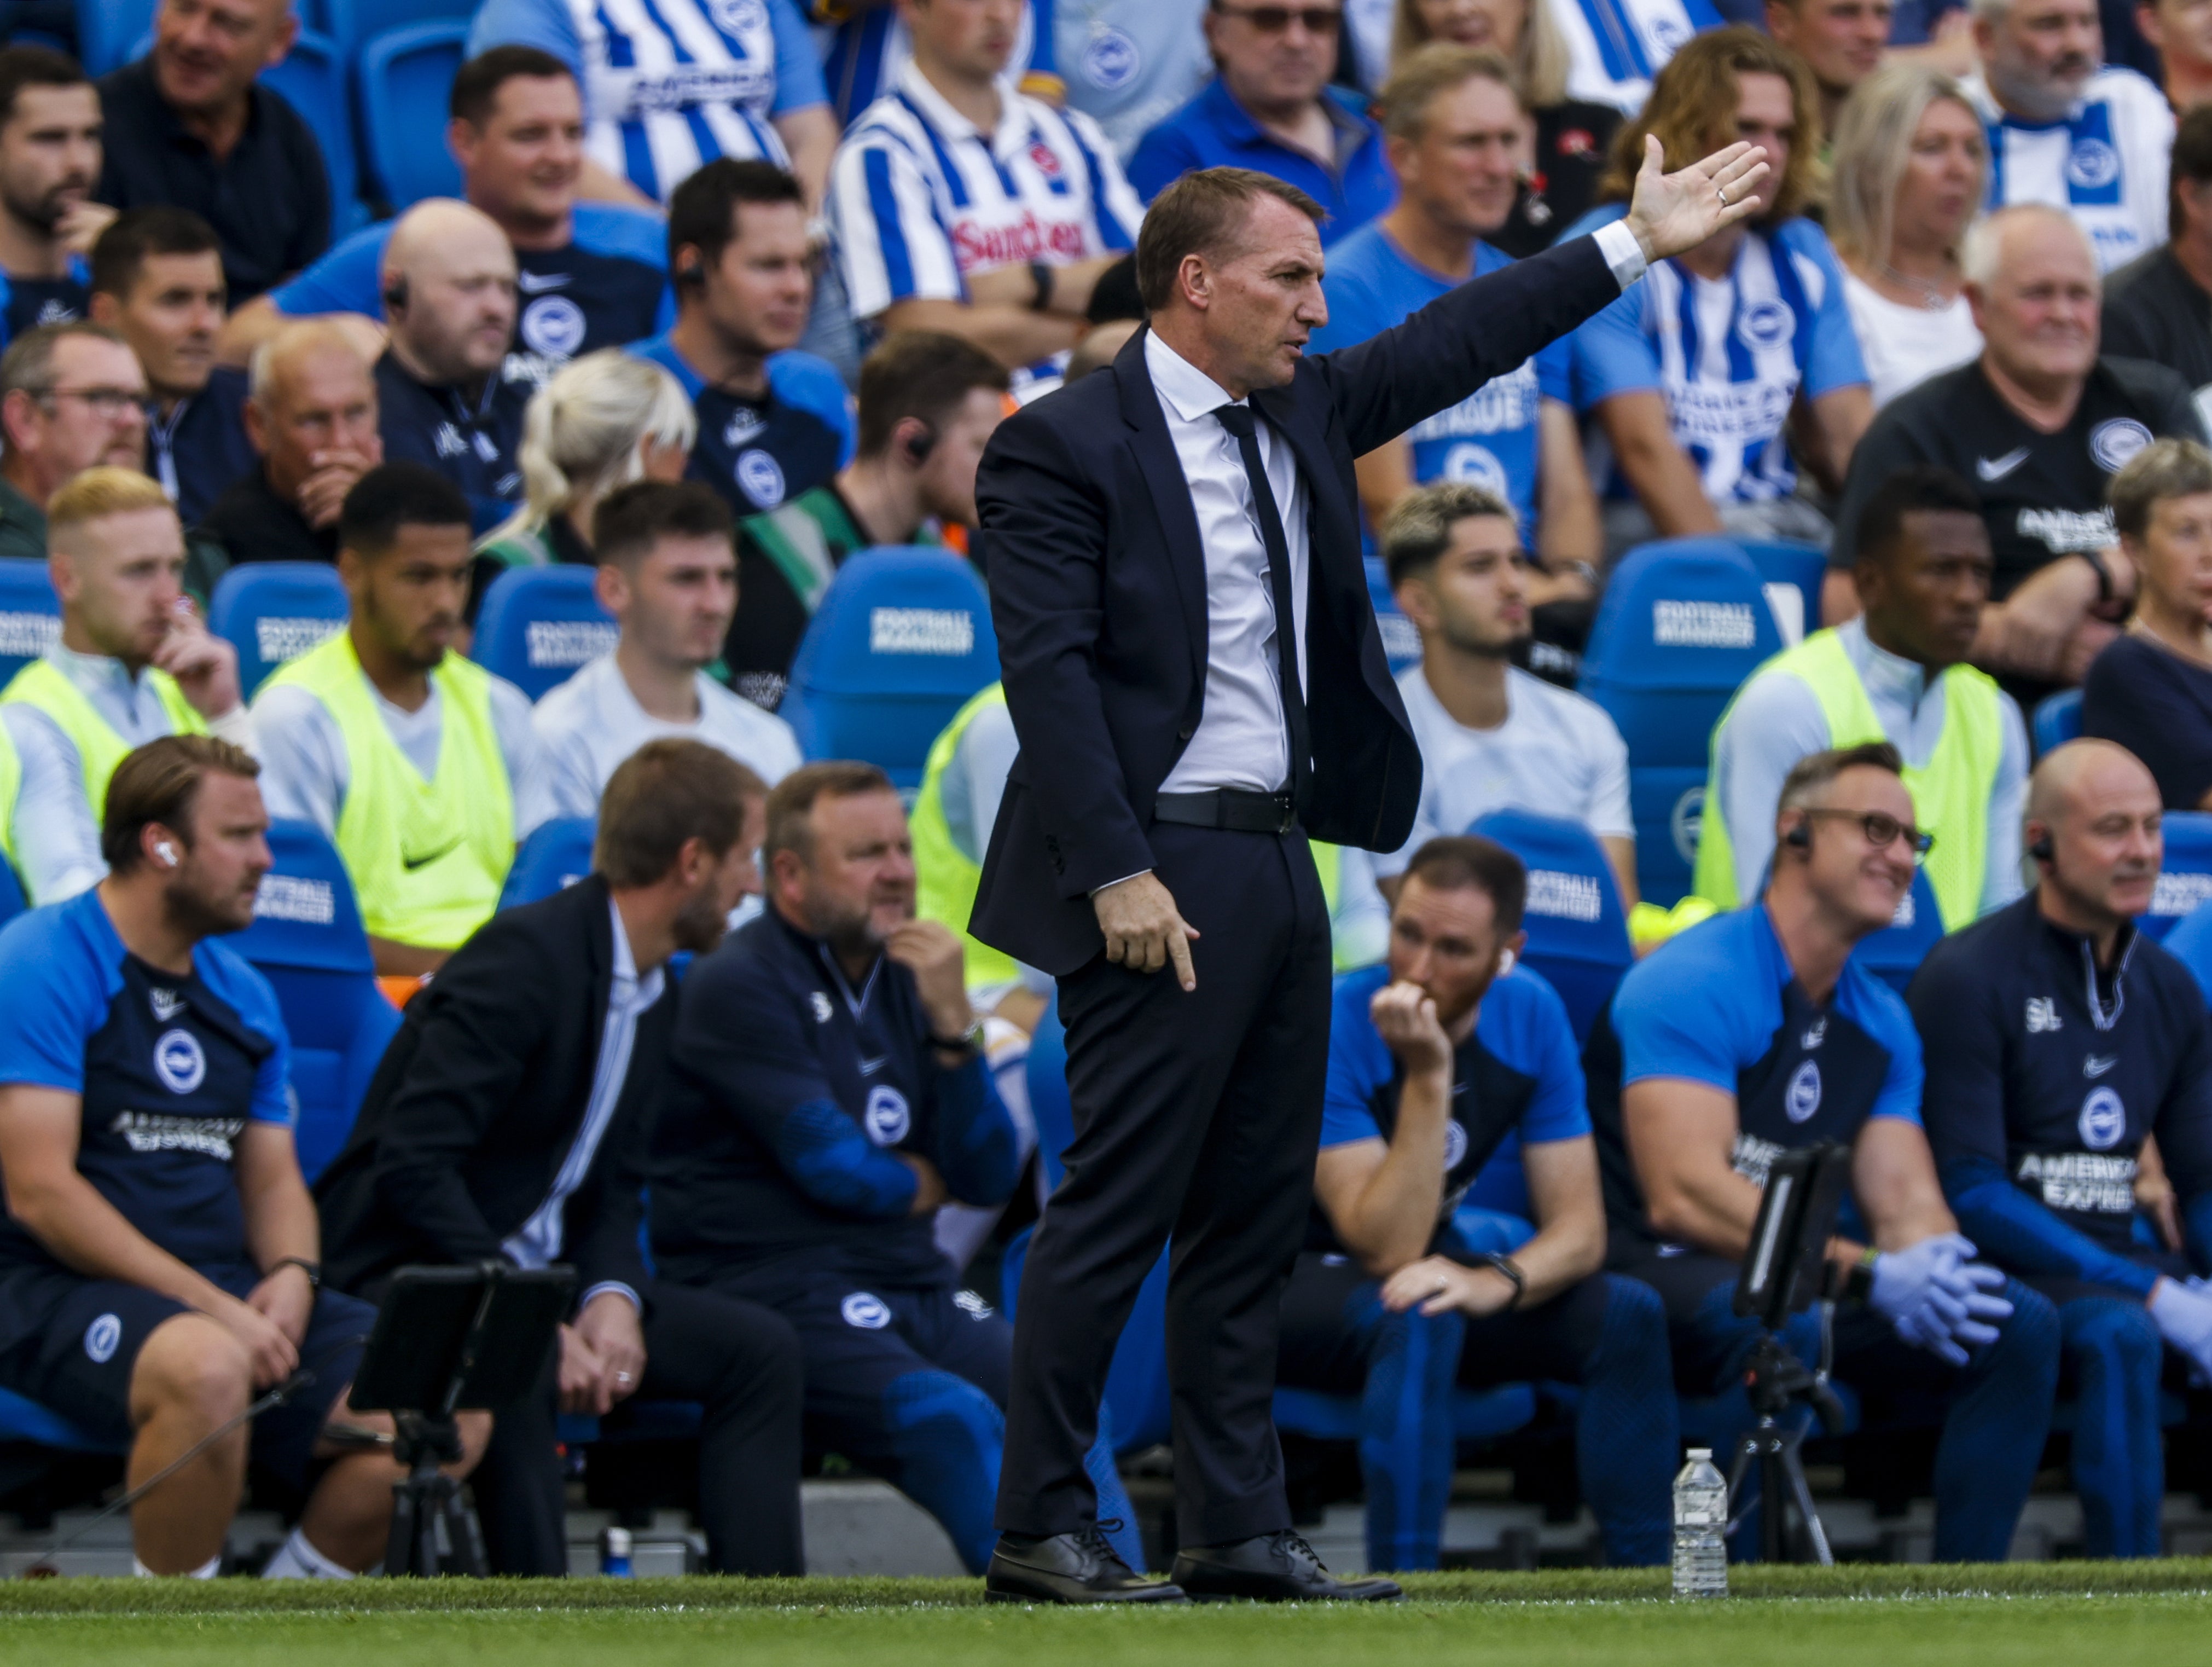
[1027,260,1057,313]
[1478,1252,1527,1310]
[274,1256,322,1291]
[932,1017,988,1055]
[1843,1245,1879,1305]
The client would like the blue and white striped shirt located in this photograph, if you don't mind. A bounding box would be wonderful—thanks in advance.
[818,0,1054,128]
[1964,67,2173,275]
[829,60,1145,323]
[1548,0,1720,116]
[467,0,830,202]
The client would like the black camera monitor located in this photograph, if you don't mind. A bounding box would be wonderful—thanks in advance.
[1732,1144,1851,1331]
[348,1264,576,1416]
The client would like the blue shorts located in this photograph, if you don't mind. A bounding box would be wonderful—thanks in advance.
[0,1260,373,1488]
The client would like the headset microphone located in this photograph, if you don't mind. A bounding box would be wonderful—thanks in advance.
[2029,832,2054,863]
[1784,822,1811,851]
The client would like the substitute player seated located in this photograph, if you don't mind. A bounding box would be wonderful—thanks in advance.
[647,761,1144,1584]
[1912,740,2212,1559]
[0,736,485,1578]
[1589,741,2061,1562]
[1280,836,1676,1571]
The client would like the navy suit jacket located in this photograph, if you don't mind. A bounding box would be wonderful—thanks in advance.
[970,231,1627,976]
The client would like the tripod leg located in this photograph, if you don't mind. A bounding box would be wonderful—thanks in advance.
[437,1477,489,1578]
[1761,1432,1786,1565]
[1724,1434,1760,1539]
[386,1483,420,1578]
[1780,1437,1833,1567]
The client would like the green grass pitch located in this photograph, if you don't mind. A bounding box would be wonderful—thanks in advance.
[8,1564,2212,1666]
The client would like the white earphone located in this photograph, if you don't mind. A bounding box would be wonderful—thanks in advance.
[155,840,178,868]
[1497,947,1516,974]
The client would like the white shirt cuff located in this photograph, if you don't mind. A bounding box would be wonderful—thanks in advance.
[1593,220,1648,292]
[1088,869,1151,898]
[579,1281,641,1312]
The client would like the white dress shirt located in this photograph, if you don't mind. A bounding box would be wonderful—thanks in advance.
[502,895,666,1310]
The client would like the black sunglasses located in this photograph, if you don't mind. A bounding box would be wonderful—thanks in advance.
[1216,4,1344,31]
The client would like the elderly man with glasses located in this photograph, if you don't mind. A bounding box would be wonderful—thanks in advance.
[0,319,150,560]
[1128,0,1395,245]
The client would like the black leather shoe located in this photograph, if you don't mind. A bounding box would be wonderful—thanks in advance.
[985,1523,1187,1605]
[1170,1531,1402,1602]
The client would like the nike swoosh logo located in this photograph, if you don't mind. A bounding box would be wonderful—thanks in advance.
[859,1055,887,1076]
[401,839,462,872]
[1977,447,2031,482]
[515,270,572,293]
[2084,1054,2119,1078]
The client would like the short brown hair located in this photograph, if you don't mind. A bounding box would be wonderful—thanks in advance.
[1379,480,1516,588]
[2109,438,2212,542]
[1377,44,1520,144]
[1400,835,1527,937]
[103,734,261,873]
[594,738,765,887]
[592,479,734,571]
[1598,27,1825,223]
[764,760,896,864]
[0,319,130,404]
[1134,167,1324,312]
[855,331,1010,459]
[1777,740,1903,819]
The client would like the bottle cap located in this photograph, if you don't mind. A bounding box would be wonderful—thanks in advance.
[1686,1448,1711,1461]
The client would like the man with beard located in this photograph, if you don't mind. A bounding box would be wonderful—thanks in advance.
[646,761,1146,1579]
[370,202,530,536]
[317,739,807,1577]
[0,734,489,1578]
[250,464,552,976]
[0,48,107,346]
[1965,0,2174,274]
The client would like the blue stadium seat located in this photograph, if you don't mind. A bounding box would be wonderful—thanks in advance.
[227,820,399,1183]
[2145,811,2212,942]
[311,0,477,56]
[0,1383,124,1455]
[75,0,155,75]
[0,558,60,688]
[1578,540,1783,908]
[208,562,349,697]
[356,21,467,212]
[1732,538,1828,645]
[782,547,998,792]
[1847,866,1944,996]
[1366,558,1421,675]
[2033,688,2083,757]
[1468,808,1633,1045]
[470,564,617,702]
[500,817,596,911]
[261,31,361,233]
[2163,897,2212,1007]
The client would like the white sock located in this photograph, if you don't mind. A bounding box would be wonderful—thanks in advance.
[259,1525,357,1580]
[133,1553,220,1578]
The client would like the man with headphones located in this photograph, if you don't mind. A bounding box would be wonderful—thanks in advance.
[1911,738,2212,1559]
[369,200,531,536]
[729,329,1009,710]
[1278,834,1677,1574]
[1587,740,2063,1562]
[629,159,853,533]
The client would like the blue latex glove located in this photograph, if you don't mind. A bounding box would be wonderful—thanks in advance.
[2151,1277,2212,1383]
[1870,1233,2013,1366]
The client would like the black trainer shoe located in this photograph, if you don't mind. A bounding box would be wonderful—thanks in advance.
[985,1521,1188,1605]
[1170,1531,1402,1602]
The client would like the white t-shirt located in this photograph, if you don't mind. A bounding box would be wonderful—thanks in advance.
[1965,67,2173,274]
[1375,663,1634,878]
[1843,273,1983,409]
[532,653,804,819]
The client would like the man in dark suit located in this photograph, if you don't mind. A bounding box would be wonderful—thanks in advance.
[973,144,1771,1605]
[316,739,805,1577]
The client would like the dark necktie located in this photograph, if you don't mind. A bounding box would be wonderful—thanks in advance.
[1213,403,1312,809]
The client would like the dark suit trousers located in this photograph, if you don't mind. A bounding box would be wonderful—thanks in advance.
[996,821,1332,1548]
[473,1282,807,1575]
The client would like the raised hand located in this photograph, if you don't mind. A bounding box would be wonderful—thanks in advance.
[1620,137,1772,264]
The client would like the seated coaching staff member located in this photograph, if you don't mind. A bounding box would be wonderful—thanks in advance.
[318,740,805,1578]
[648,763,1144,1580]
[1589,742,2061,1562]
[973,141,1772,1604]
[1912,741,2212,1559]
[1282,836,1676,1572]
[0,737,486,1579]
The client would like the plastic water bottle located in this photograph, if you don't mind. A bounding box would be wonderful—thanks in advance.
[600,1525,634,1578]
[1671,1448,1728,1598]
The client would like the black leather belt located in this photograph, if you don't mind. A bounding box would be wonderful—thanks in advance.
[1152,789,1299,835]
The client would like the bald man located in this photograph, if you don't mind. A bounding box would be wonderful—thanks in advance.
[196,321,384,576]
[373,200,527,535]
[1830,207,2205,705]
[1910,738,2212,1559]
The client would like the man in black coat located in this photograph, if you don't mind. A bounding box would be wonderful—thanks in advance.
[972,143,1771,1604]
[317,739,805,1577]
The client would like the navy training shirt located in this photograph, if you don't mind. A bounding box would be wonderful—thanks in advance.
[1910,894,2212,1295]
[0,256,89,347]
[0,888,294,1276]
[628,333,852,518]
[151,367,257,527]
[270,204,674,385]
[648,907,1018,1287]
[374,349,529,535]
[1587,903,1924,1246]
[1316,962,1588,1257]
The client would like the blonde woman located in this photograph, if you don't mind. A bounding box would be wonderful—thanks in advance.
[1831,64,1987,408]
[1374,0,1622,254]
[479,350,695,567]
